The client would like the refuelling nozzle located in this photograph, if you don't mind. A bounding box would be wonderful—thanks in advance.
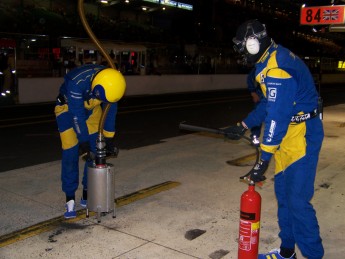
[95,134,107,166]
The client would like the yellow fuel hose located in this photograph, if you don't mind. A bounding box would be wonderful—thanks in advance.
[77,0,111,135]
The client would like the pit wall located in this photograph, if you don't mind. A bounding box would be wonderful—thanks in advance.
[18,74,345,104]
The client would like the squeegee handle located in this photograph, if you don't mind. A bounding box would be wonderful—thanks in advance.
[179,122,225,135]
[179,121,262,186]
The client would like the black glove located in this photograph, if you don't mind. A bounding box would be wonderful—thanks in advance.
[249,159,269,182]
[105,137,119,157]
[79,141,95,161]
[224,122,247,140]
[78,141,90,156]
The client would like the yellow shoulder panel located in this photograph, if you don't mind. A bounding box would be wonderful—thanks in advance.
[267,68,291,79]
[266,50,278,68]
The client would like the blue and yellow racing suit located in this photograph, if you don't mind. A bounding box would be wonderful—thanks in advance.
[54,64,118,199]
[243,42,324,258]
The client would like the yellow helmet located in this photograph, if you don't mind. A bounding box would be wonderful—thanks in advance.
[91,68,126,103]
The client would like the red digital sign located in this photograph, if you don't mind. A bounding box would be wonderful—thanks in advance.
[300,5,345,25]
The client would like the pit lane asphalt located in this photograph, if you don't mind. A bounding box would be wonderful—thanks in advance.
[0,89,253,172]
[0,84,344,173]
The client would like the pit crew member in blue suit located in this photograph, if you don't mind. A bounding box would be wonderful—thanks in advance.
[225,20,324,259]
[55,64,126,219]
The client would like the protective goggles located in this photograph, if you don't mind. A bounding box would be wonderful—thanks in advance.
[232,38,246,54]
[232,26,267,54]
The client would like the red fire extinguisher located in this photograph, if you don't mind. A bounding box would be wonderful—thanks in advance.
[238,182,262,259]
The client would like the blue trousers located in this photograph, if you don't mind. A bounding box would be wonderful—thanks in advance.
[61,133,97,198]
[55,103,99,199]
[274,117,324,259]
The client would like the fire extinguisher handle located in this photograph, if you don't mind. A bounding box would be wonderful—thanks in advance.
[240,174,255,186]
[241,176,265,187]
[239,171,251,180]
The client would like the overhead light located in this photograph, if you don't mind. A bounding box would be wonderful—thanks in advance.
[100,0,108,4]
[329,25,345,32]
[109,0,121,5]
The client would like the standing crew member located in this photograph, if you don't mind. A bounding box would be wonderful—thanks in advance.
[225,20,324,259]
[55,64,126,219]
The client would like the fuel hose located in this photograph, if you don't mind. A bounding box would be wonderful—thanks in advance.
[77,0,113,136]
